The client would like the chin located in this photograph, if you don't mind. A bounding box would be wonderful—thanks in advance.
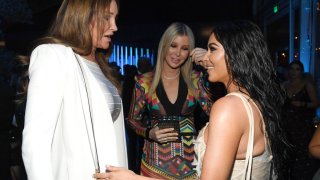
[98,42,110,50]
[208,77,216,83]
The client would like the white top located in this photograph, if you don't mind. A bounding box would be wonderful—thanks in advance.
[193,92,272,180]
[22,44,128,180]
[80,56,121,121]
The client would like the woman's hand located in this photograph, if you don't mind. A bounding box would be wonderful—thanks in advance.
[93,166,137,180]
[190,48,207,66]
[149,127,178,143]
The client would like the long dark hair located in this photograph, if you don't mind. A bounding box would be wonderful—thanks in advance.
[211,20,290,179]
[34,0,121,93]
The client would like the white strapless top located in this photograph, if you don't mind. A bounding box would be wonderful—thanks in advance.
[192,92,273,180]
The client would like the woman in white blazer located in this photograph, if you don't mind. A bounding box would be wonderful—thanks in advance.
[22,0,128,180]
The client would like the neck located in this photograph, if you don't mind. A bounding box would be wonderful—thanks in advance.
[83,50,96,62]
[162,70,180,80]
[226,84,246,94]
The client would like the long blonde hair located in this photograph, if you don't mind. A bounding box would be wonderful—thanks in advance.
[149,22,196,97]
[37,0,122,93]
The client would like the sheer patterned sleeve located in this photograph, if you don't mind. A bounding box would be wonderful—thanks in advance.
[193,71,214,116]
[127,74,150,138]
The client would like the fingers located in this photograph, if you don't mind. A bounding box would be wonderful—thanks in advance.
[106,165,118,171]
[151,127,179,143]
[161,135,179,143]
[157,128,179,143]
[159,127,176,134]
[190,48,207,65]
[93,172,110,179]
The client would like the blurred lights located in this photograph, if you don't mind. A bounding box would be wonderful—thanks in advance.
[273,5,278,13]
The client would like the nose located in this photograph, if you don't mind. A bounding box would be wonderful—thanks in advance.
[203,53,209,67]
[176,50,180,56]
[203,52,209,62]
[109,20,118,32]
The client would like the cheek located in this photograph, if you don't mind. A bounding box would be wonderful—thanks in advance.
[91,28,99,45]
[181,51,190,59]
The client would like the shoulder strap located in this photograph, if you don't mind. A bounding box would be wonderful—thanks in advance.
[227,92,254,180]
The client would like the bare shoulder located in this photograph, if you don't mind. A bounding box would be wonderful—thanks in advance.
[209,95,247,126]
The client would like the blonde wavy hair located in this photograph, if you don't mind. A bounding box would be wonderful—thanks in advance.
[148,22,196,97]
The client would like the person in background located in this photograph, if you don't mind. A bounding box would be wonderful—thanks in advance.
[0,36,15,180]
[126,22,213,179]
[282,60,320,180]
[94,20,290,180]
[10,55,29,180]
[309,125,320,180]
[126,57,153,173]
[21,0,128,180]
[137,56,153,75]
[121,64,141,173]
[109,62,124,83]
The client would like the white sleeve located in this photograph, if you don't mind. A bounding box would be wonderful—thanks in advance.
[22,44,66,180]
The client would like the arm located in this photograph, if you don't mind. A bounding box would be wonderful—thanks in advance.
[309,126,320,159]
[22,45,66,180]
[127,76,149,138]
[191,47,224,115]
[305,82,320,108]
[193,71,214,116]
[93,166,162,180]
[200,97,245,179]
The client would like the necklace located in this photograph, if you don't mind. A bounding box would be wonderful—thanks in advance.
[162,71,180,80]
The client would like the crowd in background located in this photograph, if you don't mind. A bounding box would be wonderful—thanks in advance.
[1,25,320,180]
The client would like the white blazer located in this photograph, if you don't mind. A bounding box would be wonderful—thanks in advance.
[22,44,128,180]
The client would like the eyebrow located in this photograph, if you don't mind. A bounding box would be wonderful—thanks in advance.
[208,42,218,47]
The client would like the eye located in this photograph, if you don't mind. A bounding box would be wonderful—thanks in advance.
[209,46,216,52]
[170,44,177,48]
[103,14,110,21]
[181,45,189,51]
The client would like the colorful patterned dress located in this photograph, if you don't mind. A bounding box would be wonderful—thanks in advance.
[127,71,212,179]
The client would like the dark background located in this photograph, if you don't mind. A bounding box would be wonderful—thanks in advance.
[3,0,254,55]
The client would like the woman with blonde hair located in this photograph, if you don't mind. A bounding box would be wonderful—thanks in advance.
[124,22,214,179]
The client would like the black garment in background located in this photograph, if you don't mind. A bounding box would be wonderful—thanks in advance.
[0,77,15,180]
[283,86,319,180]
[122,65,143,173]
